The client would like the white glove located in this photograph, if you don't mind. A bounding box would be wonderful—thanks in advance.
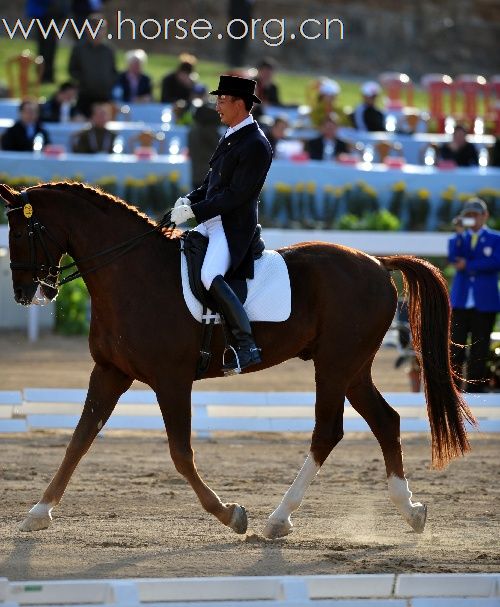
[171,204,195,226]
[174,196,190,208]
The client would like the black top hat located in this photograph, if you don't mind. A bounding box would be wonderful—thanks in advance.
[209,75,261,104]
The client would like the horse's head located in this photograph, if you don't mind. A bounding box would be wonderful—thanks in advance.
[1,184,66,305]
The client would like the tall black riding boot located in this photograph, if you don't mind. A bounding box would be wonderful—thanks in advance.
[209,275,262,375]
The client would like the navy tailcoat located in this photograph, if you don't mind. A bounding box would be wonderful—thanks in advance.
[186,121,273,280]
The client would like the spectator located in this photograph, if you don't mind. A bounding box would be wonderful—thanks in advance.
[71,102,115,153]
[265,116,288,154]
[26,0,68,83]
[161,54,197,104]
[438,124,479,167]
[352,81,386,132]
[305,113,349,160]
[72,0,104,29]
[69,13,117,117]
[40,81,79,122]
[188,100,221,188]
[1,100,51,151]
[114,49,152,103]
[309,78,349,129]
[255,57,281,106]
[490,137,500,167]
[226,0,253,67]
[448,198,500,392]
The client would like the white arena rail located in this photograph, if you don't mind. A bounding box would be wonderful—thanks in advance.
[1,574,499,606]
[0,389,499,435]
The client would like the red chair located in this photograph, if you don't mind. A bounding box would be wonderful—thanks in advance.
[378,72,413,110]
[486,75,500,135]
[421,74,453,133]
[451,74,487,127]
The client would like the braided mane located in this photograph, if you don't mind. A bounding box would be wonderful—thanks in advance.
[30,181,180,238]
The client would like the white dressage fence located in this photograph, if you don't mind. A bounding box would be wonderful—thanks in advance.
[1,574,499,606]
[0,389,499,435]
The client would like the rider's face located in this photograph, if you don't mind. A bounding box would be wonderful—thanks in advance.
[215,95,242,127]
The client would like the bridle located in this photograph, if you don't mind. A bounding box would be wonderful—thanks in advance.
[5,189,175,293]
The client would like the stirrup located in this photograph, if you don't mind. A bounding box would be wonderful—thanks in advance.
[223,345,241,376]
[222,345,262,376]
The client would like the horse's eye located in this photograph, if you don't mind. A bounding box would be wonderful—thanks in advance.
[14,232,22,239]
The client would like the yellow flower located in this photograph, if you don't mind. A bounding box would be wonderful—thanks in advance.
[458,192,475,202]
[417,188,430,200]
[169,171,180,183]
[391,181,406,192]
[306,181,316,194]
[295,182,304,193]
[441,188,455,202]
[323,185,336,194]
[275,182,292,194]
[146,174,158,185]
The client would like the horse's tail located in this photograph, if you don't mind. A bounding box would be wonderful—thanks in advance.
[378,255,477,469]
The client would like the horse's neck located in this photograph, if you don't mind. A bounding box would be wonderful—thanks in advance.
[64,198,175,297]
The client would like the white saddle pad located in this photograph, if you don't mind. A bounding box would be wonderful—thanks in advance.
[181,250,291,324]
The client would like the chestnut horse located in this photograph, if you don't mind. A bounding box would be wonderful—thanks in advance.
[2,182,475,538]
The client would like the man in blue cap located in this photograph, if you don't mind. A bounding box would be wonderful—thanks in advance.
[171,75,273,374]
[448,197,500,392]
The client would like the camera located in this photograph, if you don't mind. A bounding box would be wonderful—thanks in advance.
[452,216,476,228]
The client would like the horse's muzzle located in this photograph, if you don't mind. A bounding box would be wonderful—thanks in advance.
[14,283,38,306]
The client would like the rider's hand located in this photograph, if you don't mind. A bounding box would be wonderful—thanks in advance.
[174,196,190,209]
[171,204,195,226]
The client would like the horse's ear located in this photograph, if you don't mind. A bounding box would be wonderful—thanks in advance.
[0,183,20,206]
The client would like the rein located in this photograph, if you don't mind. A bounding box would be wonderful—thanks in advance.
[6,190,175,289]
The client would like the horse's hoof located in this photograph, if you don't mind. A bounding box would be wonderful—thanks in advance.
[263,517,293,539]
[407,503,427,533]
[228,504,248,534]
[20,513,52,532]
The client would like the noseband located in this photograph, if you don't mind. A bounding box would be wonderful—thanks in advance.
[7,191,65,293]
[6,190,175,291]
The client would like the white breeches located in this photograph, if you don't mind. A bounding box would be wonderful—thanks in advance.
[195,216,231,290]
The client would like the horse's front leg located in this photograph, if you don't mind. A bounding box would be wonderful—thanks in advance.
[156,381,247,534]
[20,363,132,531]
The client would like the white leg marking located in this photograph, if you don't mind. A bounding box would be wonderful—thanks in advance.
[20,501,55,532]
[263,453,320,539]
[387,474,427,533]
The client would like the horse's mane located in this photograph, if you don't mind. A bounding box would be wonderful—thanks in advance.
[32,181,181,239]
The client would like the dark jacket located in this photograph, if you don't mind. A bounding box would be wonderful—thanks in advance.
[40,95,78,122]
[71,126,115,153]
[188,104,221,189]
[1,121,51,151]
[187,121,273,280]
[353,103,386,131]
[161,72,192,104]
[69,41,117,99]
[439,142,479,167]
[305,136,349,160]
[115,72,152,103]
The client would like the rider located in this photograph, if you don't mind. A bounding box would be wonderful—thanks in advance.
[170,75,273,374]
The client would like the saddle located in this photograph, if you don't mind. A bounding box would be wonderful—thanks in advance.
[180,225,265,312]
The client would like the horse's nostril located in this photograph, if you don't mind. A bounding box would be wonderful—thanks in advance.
[14,288,23,302]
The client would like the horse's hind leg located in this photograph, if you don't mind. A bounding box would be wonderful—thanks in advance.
[347,370,427,533]
[263,369,345,539]
[20,363,132,531]
[156,381,247,534]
